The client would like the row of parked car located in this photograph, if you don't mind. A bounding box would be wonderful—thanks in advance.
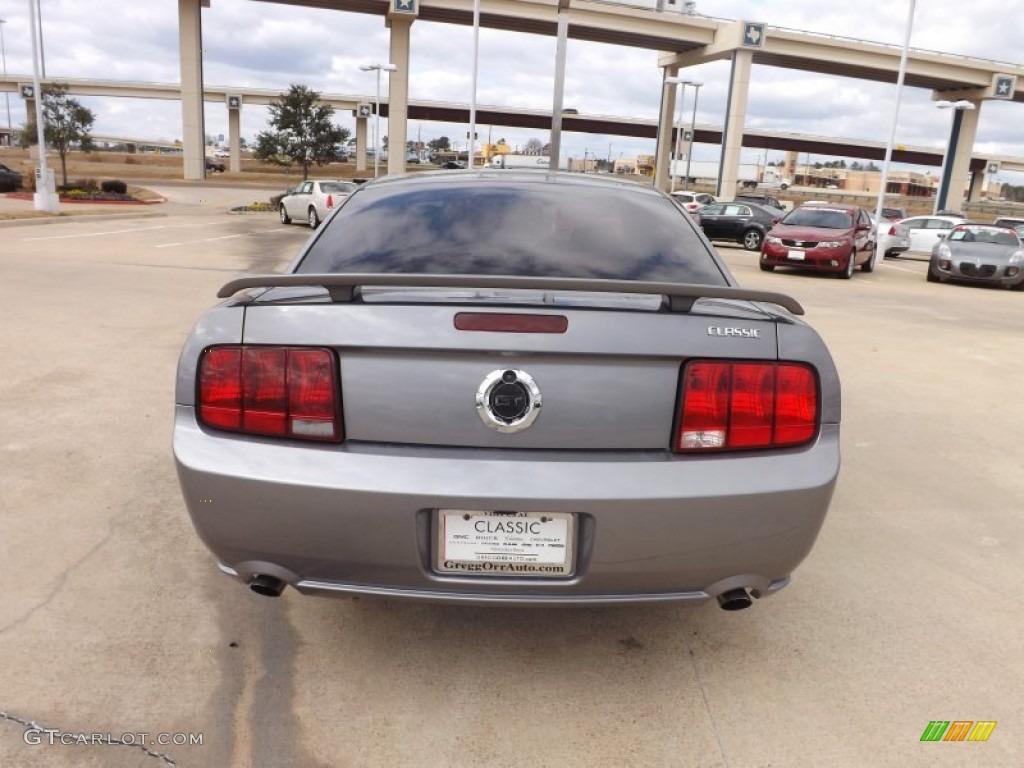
[674,190,1024,290]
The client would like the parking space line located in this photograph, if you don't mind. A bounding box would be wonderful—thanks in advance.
[156,234,246,249]
[883,262,926,275]
[23,225,170,241]
[20,220,230,242]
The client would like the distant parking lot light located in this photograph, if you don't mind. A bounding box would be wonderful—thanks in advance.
[359,62,397,178]
[664,76,698,194]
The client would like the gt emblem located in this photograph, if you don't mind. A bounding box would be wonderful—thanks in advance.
[476,369,541,434]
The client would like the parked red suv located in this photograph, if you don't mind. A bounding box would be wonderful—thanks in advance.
[760,203,876,279]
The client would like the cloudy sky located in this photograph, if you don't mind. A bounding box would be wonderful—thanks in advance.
[1,0,1022,183]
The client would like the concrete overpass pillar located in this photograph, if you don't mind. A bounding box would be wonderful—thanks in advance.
[654,66,679,192]
[178,0,207,181]
[967,167,985,203]
[717,49,752,199]
[386,16,413,176]
[355,116,368,173]
[935,101,980,212]
[228,107,241,173]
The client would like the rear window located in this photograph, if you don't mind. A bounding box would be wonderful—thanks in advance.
[320,182,358,194]
[783,208,854,229]
[297,180,728,285]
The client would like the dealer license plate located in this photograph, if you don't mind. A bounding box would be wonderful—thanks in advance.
[435,510,575,577]
[788,250,805,261]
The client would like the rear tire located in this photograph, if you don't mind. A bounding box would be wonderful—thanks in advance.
[279,205,291,225]
[308,207,320,229]
[742,229,763,251]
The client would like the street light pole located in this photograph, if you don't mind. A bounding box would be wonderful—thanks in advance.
[873,0,915,256]
[548,0,571,172]
[468,0,480,169]
[28,0,56,212]
[0,19,11,145]
[664,77,692,194]
[933,99,976,213]
[35,0,45,77]
[360,62,397,179]
[682,81,702,191]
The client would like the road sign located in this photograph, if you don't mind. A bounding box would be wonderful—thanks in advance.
[741,22,766,49]
[993,74,1016,100]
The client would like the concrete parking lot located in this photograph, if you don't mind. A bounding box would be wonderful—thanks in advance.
[1,189,1021,767]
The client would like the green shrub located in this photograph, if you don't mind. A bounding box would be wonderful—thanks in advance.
[73,178,99,191]
[101,180,128,195]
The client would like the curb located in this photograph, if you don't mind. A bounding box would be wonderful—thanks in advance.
[4,193,167,205]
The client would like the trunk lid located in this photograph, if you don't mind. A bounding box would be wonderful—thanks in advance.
[240,290,781,450]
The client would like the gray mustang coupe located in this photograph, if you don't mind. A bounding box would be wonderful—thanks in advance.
[927,224,1024,290]
[173,171,841,611]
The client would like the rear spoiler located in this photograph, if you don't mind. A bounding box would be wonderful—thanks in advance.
[217,273,805,315]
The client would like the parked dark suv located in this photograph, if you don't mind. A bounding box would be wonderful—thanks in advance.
[0,163,24,192]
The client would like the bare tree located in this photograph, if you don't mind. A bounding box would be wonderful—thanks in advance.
[20,84,96,186]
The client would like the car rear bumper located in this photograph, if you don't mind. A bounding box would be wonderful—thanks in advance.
[173,406,840,605]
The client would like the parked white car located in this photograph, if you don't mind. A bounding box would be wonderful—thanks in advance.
[279,180,360,228]
[670,191,718,214]
[880,214,968,258]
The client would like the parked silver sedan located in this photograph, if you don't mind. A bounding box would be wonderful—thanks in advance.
[174,171,841,611]
[279,179,359,228]
[927,224,1024,289]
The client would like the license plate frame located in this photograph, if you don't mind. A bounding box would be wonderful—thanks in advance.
[434,510,575,577]
[787,249,806,261]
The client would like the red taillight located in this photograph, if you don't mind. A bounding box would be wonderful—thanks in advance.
[198,346,342,442]
[326,194,334,209]
[675,361,817,452]
[887,225,897,235]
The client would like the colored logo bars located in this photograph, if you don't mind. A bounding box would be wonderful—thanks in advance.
[920,721,996,742]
